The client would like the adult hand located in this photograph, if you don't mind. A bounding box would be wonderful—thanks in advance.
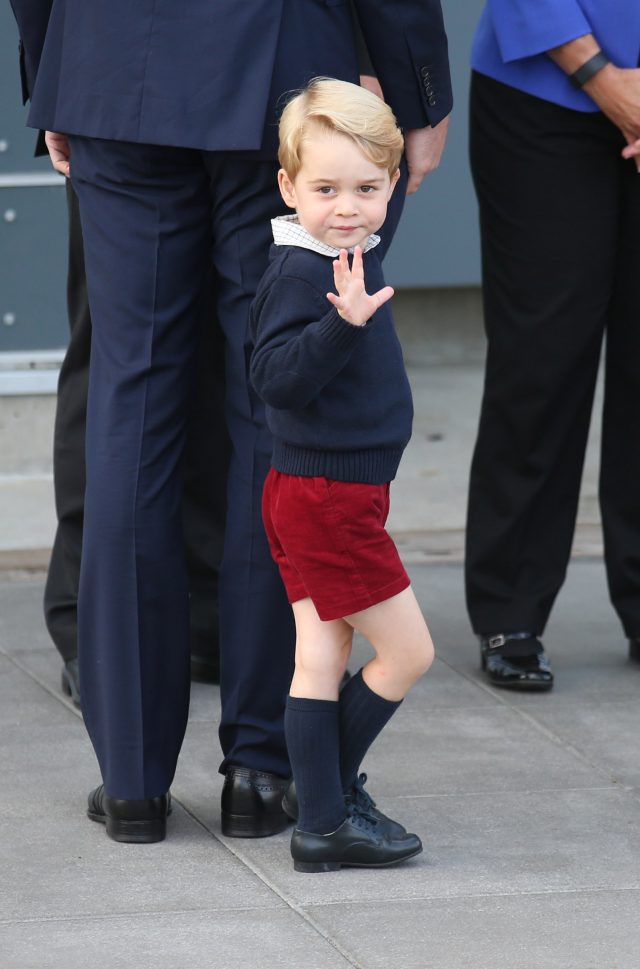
[621,136,640,169]
[584,66,640,171]
[585,66,640,140]
[549,36,640,171]
[45,130,71,177]
[404,117,449,194]
[360,74,384,100]
[326,247,394,327]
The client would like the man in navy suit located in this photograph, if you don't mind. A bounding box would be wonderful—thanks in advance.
[9,0,451,843]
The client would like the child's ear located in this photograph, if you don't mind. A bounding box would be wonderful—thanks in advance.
[278,169,297,209]
[388,168,401,198]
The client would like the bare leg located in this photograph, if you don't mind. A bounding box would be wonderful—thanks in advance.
[289,598,353,700]
[345,586,434,701]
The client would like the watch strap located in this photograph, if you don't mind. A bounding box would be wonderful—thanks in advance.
[570,51,610,88]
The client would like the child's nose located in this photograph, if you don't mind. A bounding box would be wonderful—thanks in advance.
[334,194,358,215]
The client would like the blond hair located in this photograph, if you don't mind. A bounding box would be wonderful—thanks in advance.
[278,77,404,179]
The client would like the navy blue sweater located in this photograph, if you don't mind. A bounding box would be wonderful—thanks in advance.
[249,244,413,484]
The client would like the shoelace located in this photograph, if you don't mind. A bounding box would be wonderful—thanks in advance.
[346,800,378,832]
[346,773,377,814]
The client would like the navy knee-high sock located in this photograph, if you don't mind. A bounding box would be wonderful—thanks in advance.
[339,668,402,791]
[284,696,346,835]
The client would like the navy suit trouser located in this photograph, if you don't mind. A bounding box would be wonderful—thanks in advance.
[70,136,294,798]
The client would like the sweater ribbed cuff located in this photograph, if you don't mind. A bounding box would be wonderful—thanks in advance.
[315,308,368,353]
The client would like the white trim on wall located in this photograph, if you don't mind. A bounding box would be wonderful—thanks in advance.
[0,350,63,395]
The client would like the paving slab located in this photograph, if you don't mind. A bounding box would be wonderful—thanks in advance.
[0,653,72,728]
[0,908,354,969]
[363,700,609,798]
[304,890,640,969]
[218,785,640,908]
[535,700,640,791]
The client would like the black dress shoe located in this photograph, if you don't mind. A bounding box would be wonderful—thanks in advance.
[221,767,291,838]
[290,806,422,873]
[629,638,640,663]
[87,784,171,843]
[61,659,81,708]
[283,773,408,840]
[480,632,553,691]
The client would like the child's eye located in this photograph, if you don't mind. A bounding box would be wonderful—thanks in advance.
[318,186,335,195]
[359,185,377,194]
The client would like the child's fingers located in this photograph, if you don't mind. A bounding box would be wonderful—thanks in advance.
[351,246,364,279]
[371,285,395,309]
[332,254,351,293]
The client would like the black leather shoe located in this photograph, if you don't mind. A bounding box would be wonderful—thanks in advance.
[221,767,291,838]
[61,659,81,708]
[283,773,408,840]
[629,638,640,663]
[290,806,422,873]
[480,632,553,691]
[87,784,171,843]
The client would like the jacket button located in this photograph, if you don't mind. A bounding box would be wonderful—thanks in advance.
[421,67,431,78]
[429,96,437,106]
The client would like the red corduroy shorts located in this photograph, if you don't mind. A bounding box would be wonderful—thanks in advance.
[262,468,410,621]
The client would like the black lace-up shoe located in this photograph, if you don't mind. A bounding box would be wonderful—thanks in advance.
[290,805,422,873]
[480,632,553,691]
[87,784,171,843]
[283,773,409,840]
[629,638,640,663]
[221,767,291,838]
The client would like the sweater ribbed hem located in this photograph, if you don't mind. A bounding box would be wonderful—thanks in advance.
[272,440,403,484]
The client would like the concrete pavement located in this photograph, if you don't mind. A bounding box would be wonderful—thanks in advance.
[2,305,639,968]
[2,559,640,968]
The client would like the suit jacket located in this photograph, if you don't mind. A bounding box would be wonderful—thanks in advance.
[9,0,451,155]
[472,0,640,112]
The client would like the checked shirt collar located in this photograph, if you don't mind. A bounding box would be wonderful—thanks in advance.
[271,214,381,257]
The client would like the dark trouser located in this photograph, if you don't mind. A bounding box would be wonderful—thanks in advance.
[70,138,295,798]
[465,72,640,638]
[44,181,229,670]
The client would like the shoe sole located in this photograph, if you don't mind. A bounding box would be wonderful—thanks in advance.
[221,811,291,838]
[486,678,553,692]
[87,809,166,844]
[293,845,423,873]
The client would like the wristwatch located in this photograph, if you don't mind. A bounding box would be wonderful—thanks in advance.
[570,51,610,88]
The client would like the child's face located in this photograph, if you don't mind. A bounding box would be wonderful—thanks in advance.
[278,129,399,251]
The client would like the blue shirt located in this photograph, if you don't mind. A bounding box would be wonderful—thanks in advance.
[472,1,640,111]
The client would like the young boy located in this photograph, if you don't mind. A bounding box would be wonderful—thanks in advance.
[250,78,435,873]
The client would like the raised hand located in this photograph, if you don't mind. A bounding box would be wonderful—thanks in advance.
[326,247,394,327]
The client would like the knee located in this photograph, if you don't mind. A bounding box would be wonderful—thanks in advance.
[404,634,435,683]
[294,632,351,681]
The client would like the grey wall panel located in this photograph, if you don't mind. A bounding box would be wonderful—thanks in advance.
[384,0,485,288]
[0,184,68,351]
[1,7,68,352]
